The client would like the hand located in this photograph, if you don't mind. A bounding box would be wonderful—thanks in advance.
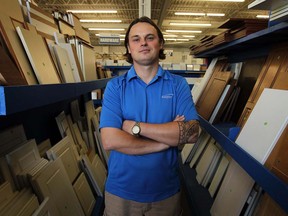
[174,115,185,122]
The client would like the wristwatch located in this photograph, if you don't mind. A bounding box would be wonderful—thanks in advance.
[132,122,141,136]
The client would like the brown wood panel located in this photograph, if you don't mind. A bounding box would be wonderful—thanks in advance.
[0,45,27,86]
[253,193,287,216]
[265,124,288,184]
[0,14,37,85]
[196,70,233,120]
[238,43,288,127]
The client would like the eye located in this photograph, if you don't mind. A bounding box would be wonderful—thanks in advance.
[132,37,140,42]
[147,35,154,41]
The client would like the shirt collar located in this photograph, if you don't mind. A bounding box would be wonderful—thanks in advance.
[126,65,169,82]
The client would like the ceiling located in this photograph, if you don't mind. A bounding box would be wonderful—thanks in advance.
[34,0,269,48]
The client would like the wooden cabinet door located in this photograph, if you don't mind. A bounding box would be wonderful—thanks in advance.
[33,158,84,216]
[238,43,288,127]
[196,70,233,120]
[46,136,80,183]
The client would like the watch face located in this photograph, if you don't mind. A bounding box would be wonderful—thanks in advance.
[132,125,140,134]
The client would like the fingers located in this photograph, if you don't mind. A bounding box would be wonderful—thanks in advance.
[173,115,185,122]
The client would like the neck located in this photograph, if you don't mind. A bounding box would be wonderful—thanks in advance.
[133,61,159,84]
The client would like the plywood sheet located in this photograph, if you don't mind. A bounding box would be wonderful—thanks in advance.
[81,44,97,81]
[0,0,24,22]
[0,14,37,85]
[16,26,61,84]
[235,88,288,164]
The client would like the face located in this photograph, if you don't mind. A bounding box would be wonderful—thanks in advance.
[127,22,163,66]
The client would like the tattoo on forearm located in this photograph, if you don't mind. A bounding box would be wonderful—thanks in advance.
[177,121,199,144]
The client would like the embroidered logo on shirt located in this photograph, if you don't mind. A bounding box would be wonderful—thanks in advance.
[162,93,174,99]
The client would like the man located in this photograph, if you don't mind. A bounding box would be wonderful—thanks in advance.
[100,16,199,216]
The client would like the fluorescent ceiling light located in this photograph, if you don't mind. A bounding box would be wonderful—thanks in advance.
[80,19,122,23]
[182,35,196,38]
[89,28,125,31]
[96,33,126,37]
[166,38,190,41]
[166,30,202,33]
[67,10,117,13]
[175,12,225,17]
[207,13,225,16]
[206,0,244,2]
[175,12,205,16]
[163,34,178,37]
[256,15,269,19]
[170,22,211,27]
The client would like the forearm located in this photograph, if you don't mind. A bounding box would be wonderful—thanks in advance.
[140,120,200,146]
[101,127,169,155]
[123,119,200,146]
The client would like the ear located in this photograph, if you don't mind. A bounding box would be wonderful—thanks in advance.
[128,45,131,53]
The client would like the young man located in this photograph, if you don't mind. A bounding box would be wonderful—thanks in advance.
[100,16,199,216]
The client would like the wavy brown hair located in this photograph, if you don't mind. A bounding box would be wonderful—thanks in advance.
[124,16,166,64]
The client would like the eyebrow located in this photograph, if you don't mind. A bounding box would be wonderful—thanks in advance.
[130,33,155,38]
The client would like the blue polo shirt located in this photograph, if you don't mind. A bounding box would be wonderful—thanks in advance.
[100,65,198,202]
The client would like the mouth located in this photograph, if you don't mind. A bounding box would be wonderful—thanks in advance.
[139,49,150,53]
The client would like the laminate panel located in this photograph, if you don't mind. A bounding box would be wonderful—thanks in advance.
[210,159,255,216]
[196,141,218,184]
[0,14,37,85]
[53,45,76,83]
[58,43,83,82]
[208,155,229,198]
[17,195,39,216]
[235,88,288,164]
[73,172,96,216]
[16,26,61,84]
[32,158,84,216]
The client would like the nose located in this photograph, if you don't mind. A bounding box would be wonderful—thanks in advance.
[140,38,147,46]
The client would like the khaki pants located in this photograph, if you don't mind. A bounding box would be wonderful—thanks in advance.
[103,191,182,216]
